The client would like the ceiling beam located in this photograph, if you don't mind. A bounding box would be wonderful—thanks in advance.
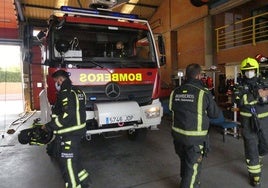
[14,0,25,22]
[21,3,60,11]
[209,0,252,15]
[22,3,158,10]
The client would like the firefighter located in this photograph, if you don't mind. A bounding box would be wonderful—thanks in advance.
[233,57,268,187]
[115,41,127,58]
[169,63,220,188]
[43,70,90,188]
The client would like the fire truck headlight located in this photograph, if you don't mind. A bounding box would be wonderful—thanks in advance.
[145,106,160,119]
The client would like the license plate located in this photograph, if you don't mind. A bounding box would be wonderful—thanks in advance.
[106,115,134,124]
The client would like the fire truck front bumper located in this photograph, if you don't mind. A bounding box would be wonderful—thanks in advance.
[85,99,163,136]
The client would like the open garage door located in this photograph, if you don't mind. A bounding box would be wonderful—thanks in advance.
[0,44,24,114]
[0,44,24,135]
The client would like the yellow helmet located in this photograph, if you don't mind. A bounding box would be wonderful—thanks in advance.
[240,57,259,75]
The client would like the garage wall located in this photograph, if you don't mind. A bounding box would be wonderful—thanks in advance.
[177,19,205,68]
[217,42,268,64]
[213,1,268,64]
[30,46,42,110]
[150,0,209,84]
[170,0,208,29]
[22,44,42,111]
[159,32,172,86]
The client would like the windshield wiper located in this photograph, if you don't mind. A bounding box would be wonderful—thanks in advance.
[83,58,104,68]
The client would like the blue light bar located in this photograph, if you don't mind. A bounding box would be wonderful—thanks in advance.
[61,6,99,15]
[60,6,139,19]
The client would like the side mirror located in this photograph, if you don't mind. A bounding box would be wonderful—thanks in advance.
[48,14,66,30]
[158,35,166,66]
[56,17,66,30]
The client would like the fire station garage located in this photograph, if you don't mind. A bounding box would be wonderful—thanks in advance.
[1,0,268,188]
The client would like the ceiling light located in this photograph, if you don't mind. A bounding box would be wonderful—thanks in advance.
[121,0,139,14]
[56,0,69,8]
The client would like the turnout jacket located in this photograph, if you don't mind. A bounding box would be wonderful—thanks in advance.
[46,79,86,136]
[169,79,220,145]
[234,77,268,119]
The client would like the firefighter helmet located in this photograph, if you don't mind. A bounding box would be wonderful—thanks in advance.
[52,69,70,79]
[240,57,259,75]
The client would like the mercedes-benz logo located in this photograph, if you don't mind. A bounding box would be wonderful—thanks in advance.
[105,82,120,99]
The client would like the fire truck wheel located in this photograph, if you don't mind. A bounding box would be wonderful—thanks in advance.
[127,128,147,141]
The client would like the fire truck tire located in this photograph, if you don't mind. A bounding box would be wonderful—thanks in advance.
[127,128,148,141]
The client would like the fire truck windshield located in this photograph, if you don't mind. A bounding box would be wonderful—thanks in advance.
[51,23,157,68]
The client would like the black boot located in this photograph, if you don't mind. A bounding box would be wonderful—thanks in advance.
[249,173,261,187]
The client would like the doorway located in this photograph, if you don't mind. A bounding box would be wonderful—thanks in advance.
[0,44,24,115]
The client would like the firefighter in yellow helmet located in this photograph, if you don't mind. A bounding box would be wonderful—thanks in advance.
[234,57,268,187]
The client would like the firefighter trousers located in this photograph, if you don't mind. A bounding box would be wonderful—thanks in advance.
[174,140,204,188]
[57,135,89,188]
[242,117,268,179]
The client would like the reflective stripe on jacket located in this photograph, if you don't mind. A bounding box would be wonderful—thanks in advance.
[169,79,220,145]
[48,84,86,135]
[238,95,268,119]
[234,79,268,119]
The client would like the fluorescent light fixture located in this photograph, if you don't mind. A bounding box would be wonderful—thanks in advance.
[56,0,69,8]
[121,0,139,14]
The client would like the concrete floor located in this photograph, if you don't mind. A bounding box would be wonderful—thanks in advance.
[1,112,268,188]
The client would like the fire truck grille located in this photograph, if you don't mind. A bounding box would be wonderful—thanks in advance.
[79,84,154,110]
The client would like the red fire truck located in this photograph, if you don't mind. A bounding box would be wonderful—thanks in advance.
[39,6,166,140]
